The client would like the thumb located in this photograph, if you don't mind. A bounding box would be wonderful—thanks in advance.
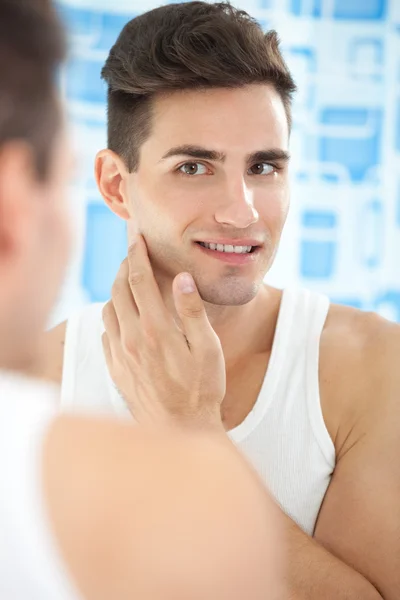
[172,272,213,348]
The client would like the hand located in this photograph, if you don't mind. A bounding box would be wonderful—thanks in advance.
[102,235,226,430]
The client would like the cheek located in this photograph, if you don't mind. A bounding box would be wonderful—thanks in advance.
[256,187,289,233]
[134,177,203,229]
[46,195,72,264]
[59,212,72,260]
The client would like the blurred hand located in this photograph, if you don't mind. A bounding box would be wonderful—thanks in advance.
[102,235,225,430]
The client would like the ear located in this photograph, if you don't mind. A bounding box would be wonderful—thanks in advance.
[95,149,131,221]
[0,141,36,270]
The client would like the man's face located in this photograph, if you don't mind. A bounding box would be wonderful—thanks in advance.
[0,113,72,368]
[126,84,290,306]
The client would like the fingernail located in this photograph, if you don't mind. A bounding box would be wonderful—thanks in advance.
[178,273,195,294]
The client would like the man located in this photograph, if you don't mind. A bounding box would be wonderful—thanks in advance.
[0,1,284,598]
[41,2,400,599]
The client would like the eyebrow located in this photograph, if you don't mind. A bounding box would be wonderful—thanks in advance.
[160,145,290,164]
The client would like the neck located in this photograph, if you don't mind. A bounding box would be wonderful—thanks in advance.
[0,346,33,374]
[156,275,280,369]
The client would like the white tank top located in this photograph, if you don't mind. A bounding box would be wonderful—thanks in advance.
[0,372,82,600]
[61,287,336,535]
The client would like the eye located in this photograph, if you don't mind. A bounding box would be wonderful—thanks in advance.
[247,163,275,176]
[178,162,208,176]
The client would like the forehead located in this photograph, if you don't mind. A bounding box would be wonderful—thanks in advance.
[144,84,289,157]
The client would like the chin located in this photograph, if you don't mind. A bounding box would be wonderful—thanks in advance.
[197,279,260,306]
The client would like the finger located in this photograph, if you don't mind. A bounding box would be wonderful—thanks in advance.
[102,300,120,338]
[111,258,139,331]
[102,332,113,368]
[172,272,214,349]
[127,235,167,323]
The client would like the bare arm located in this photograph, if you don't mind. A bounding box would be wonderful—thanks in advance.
[282,512,384,599]
[43,415,285,600]
[280,314,400,599]
[312,317,400,599]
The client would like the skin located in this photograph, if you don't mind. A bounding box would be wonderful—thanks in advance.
[42,83,400,598]
[0,67,284,600]
[102,240,226,427]
[0,114,72,372]
[45,415,284,600]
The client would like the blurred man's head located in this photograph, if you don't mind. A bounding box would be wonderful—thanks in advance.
[96,2,296,307]
[0,0,71,370]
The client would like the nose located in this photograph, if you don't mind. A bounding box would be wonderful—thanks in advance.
[214,179,259,229]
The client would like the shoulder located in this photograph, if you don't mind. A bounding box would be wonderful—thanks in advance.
[321,302,400,378]
[32,303,106,386]
[319,302,400,456]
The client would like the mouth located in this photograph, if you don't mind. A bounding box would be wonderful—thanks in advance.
[194,240,262,264]
[196,241,258,254]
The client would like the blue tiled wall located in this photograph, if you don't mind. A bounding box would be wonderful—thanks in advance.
[56,0,400,322]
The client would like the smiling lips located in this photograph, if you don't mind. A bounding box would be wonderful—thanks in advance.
[199,242,253,254]
[195,238,262,264]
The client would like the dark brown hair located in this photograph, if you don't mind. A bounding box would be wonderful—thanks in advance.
[102,1,296,172]
[0,0,66,180]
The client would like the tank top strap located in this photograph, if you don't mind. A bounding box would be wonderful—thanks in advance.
[229,287,332,458]
[280,288,334,465]
[60,302,105,409]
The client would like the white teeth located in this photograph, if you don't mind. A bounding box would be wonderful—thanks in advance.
[200,242,253,254]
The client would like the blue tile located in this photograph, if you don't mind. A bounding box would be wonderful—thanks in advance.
[82,204,127,302]
[320,172,341,184]
[374,291,400,322]
[296,171,310,183]
[290,0,322,17]
[65,58,107,104]
[290,0,386,19]
[289,47,317,72]
[257,18,271,31]
[57,5,133,51]
[300,241,336,278]
[330,297,364,309]
[302,211,337,228]
[321,107,370,126]
[255,0,273,8]
[332,0,387,20]
[361,199,384,269]
[319,108,382,182]
[396,99,400,153]
[397,183,400,226]
[57,4,100,43]
[348,38,384,66]
[98,13,132,51]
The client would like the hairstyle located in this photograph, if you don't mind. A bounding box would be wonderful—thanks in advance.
[101,1,296,171]
[0,0,66,180]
